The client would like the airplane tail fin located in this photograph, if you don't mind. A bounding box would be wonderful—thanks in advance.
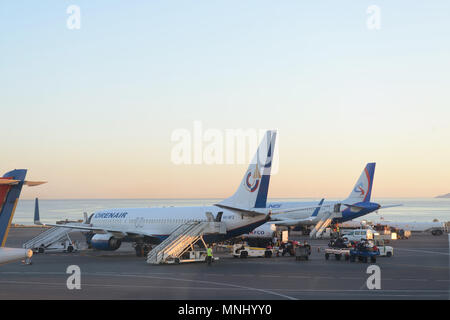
[218,130,277,209]
[311,198,325,217]
[344,163,376,204]
[0,170,46,247]
[0,169,27,247]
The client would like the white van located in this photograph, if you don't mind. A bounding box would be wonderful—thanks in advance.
[341,229,376,242]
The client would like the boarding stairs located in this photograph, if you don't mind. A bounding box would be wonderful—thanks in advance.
[22,223,85,251]
[147,220,226,264]
[309,204,342,239]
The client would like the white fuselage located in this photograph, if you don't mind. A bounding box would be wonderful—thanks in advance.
[372,221,445,232]
[267,201,336,220]
[88,201,337,242]
[244,201,342,238]
[89,205,268,241]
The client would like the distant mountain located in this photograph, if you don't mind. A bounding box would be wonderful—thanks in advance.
[436,193,450,198]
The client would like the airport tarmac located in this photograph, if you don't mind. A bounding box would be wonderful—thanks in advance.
[1,228,449,300]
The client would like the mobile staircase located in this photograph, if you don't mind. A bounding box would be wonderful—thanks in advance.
[23,199,88,253]
[147,219,226,264]
[22,225,83,253]
[309,204,342,239]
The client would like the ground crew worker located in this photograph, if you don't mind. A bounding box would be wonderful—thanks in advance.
[206,246,213,266]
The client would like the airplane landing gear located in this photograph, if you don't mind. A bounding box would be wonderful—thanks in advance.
[134,243,151,257]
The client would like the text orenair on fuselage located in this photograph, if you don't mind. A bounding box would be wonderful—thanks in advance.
[94,212,128,219]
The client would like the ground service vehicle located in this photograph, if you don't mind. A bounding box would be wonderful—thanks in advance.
[232,244,273,258]
[342,229,376,242]
[325,248,350,261]
[349,240,380,263]
[375,240,394,257]
[295,246,309,261]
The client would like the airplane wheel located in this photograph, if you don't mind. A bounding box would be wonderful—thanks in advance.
[135,245,143,257]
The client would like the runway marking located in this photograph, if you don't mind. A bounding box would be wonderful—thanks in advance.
[380,261,450,270]
[287,275,310,279]
[395,248,449,256]
[399,278,427,282]
[275,288,449,293]
[94,272,298,300]
[0,280,257,291]
[0,280,447,299]
[0,270,447,285]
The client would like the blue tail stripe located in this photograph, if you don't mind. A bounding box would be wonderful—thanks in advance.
[311,198,325,217]
[254,174,270,208]
[254,131,275,208]
[364,163,376,202]
[0,169,27,246]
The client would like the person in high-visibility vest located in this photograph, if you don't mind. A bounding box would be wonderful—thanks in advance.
[206,246,213,266]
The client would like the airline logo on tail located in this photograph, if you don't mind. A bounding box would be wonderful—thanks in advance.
[353,183,366,196]
[346,163,375,203]
[218,130,277,209]
[245,165,261,193]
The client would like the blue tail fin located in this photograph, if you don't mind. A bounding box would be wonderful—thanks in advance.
[0,169,27,247]
[311,198,325,217]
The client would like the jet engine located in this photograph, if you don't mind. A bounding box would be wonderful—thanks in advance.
[90,234,122,251]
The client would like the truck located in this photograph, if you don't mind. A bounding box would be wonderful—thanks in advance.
[341,229,377,242]
[374,240,394,257]
[349,240,380,263]
[232,244,273,258]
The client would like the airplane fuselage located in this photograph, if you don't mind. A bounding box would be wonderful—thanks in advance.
[267,200,380,223]
[87,199,380,246]
[89,205,268,243]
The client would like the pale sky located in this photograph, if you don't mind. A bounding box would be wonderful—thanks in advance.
[1,1,449,199]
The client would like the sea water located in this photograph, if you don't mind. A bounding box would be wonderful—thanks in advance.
[11,198,450,225]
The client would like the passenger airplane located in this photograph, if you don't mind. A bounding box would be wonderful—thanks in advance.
[0,169,45,265]
[246,163,400,237]
[34,131,320,255]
